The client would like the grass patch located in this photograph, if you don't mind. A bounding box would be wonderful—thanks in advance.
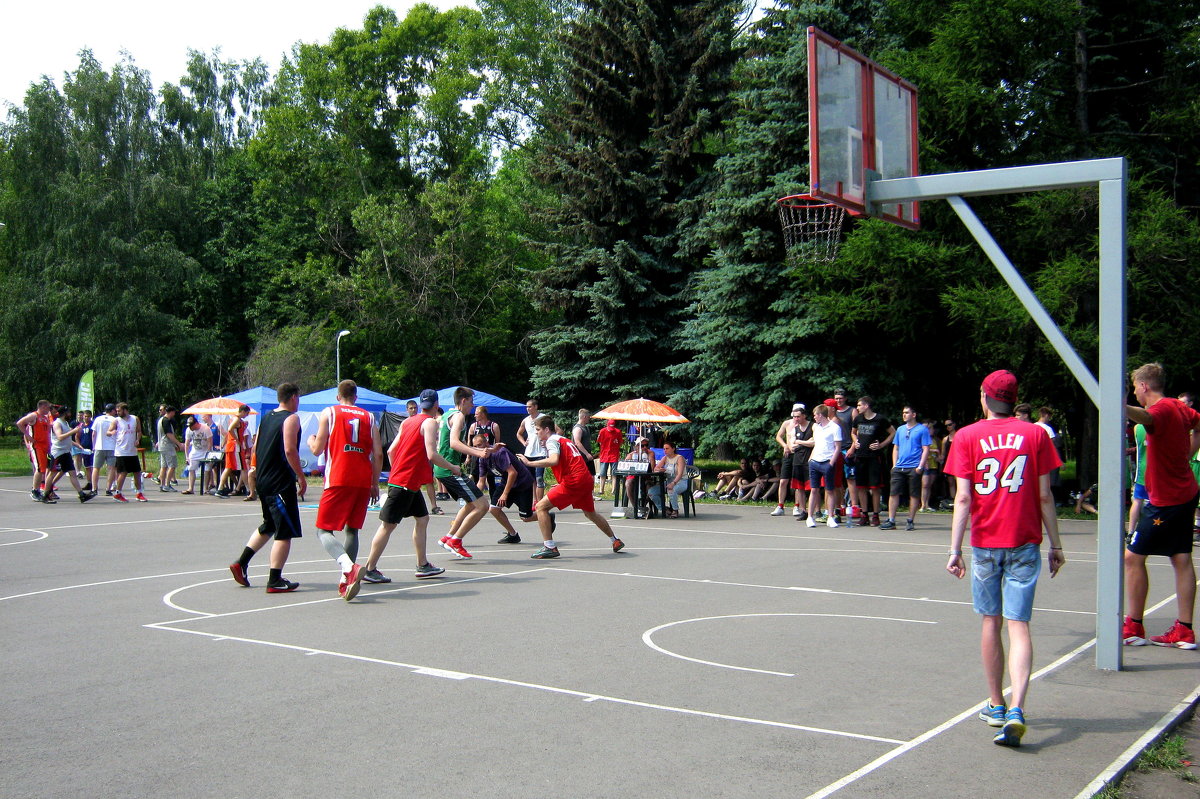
[1135,734,1197,781]
[0,437,33,476]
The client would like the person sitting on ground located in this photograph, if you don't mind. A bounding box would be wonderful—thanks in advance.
[737,459,774,502]
[715,458,750,498]
[650,440,688,518]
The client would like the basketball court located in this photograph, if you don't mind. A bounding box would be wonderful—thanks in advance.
[2,480,1196,798]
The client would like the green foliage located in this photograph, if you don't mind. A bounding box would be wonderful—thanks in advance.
[529,0,743,407]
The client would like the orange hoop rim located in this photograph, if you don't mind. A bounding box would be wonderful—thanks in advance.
[776,193,840,210]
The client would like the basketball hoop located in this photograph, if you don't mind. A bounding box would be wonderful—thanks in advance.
[776,194,846,264]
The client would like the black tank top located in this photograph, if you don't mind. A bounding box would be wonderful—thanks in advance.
[255,408,298,496]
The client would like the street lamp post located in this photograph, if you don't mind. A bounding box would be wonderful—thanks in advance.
[335,330,350,383]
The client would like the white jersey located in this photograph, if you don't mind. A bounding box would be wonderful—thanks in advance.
[92,414,115,452]
[810,419,843,463]
[112,415,139,457]
[522,416,546,457]
[50,419,74,458]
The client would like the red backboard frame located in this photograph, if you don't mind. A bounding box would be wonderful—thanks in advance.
[807,27,920,230]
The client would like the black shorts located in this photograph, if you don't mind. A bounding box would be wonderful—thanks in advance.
[441,473,484,503]
[855,454,885,489]
[114,455,141,474]
[890,467,922,499]
[1127,492,1198,556]
[51,453,74,472]
[489,481,536,519]
[257,488,302,541]
[379,485,428,524]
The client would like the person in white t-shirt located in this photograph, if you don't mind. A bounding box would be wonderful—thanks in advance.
[182,416,214,494]
[801,404,843,529]
[108,402,147,502]
[90,404,118,494]
[516,398,548,502]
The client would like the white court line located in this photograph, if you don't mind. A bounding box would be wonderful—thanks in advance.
[12,512,262,531]
[642,613,937,677]
[552,566,1094,616]
[0,528,48,546]
[150,568,537,625]
[802,592,1192,799]
[0,555,488,603]
[144,622,906,746]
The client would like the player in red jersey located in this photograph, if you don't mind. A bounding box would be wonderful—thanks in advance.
[362,389,459,584]
[307,380,382,601]
[1122,362,1200,650]
[945,370,1064,748]
[518,415,624,559]
[16,400,53,501]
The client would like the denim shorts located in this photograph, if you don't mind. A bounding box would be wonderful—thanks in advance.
[971,542,1041,622]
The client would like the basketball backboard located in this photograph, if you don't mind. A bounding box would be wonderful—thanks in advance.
[807,27,920,230]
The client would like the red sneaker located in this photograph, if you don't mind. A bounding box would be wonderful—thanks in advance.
[612,538,625,552]
[113,492,128,503]
[1149,621,1197,650]
[136,493,148,502]
[1122,616,1147,646]
[442,537,472,559]
[342,564,364,602]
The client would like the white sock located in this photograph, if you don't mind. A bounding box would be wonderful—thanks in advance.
[607,535,616,541]
[337,555,354,572]
[545,540,557,548]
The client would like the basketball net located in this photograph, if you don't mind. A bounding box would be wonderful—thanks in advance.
[776,195,846,264]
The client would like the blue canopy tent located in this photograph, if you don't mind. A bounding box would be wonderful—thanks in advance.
[224,385,276,415]
[385,387,525,415]
[298,386,400,414]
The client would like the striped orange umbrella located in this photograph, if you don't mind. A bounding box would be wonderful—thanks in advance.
[181,397,258,416]
[592,398,689,424]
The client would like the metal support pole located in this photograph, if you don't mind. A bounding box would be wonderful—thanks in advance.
[944,196,1100,406]
[1095,172,1128,670]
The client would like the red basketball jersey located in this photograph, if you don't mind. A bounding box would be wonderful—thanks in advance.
[546,434,591,490]
[324,404,375,488]
[945,417,1061,549]
[388,413,433,490]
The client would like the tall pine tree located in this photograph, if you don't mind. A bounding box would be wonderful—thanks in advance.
[529,0,742,406]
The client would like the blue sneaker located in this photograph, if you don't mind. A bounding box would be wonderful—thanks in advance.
[978,702,1006,727]
[993,707,1026,747]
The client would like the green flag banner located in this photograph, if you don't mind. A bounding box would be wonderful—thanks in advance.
[76,370,95,413]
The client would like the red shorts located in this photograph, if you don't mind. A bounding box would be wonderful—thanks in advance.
[547,481,595,513]
[31,447,49,472]
[789,477,811,491]
[316,485,371,532]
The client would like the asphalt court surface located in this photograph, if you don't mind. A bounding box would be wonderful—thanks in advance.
[2,476,1197,798]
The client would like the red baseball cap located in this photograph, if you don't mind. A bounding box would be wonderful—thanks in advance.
[982,370,1018,404]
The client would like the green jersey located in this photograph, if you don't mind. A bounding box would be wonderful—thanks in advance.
[1132,423,1147,486]
[433,409,465,479]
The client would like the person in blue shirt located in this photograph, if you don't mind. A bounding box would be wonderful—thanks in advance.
[881,406,932,531]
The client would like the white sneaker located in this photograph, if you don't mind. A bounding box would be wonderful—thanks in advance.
[805,516,817,528]
[770,506,785,516]
[792,505,802,517]
[826,517,840,528]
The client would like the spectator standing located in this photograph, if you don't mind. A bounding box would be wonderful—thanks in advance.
[881,406,931,531]
[516,399,548,502]
[1122,363,1200,649]
[91,403,117,495]
[182,416,213,494]
[74,409,94,489]
[850,396,895,526]
[773,404,811,517]
[155,407,183,492]
[596,419,625,496]
[804,404,843,528]
[920,419,942,512]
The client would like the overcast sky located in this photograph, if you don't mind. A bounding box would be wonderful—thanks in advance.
[0,0,473,111]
